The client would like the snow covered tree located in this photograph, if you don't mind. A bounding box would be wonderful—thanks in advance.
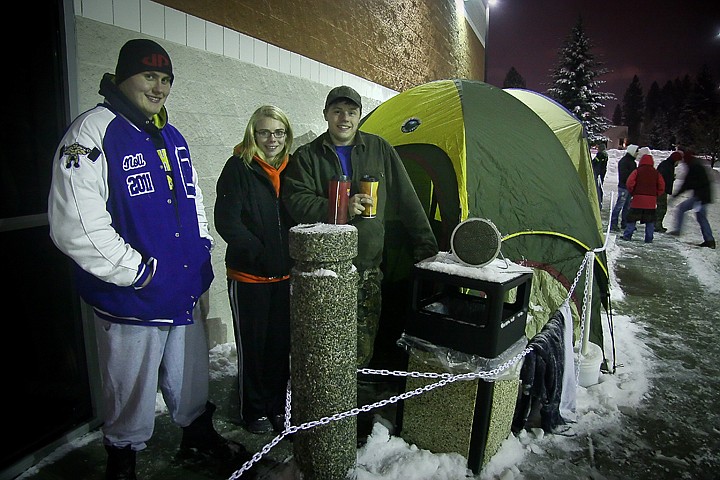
[546,16,614,144]
[503,67,526,89]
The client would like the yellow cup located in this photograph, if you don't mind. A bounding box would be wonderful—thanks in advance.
[360,176,378,218]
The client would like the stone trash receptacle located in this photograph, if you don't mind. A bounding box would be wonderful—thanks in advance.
[400,255,533,473]
[288,223,359,480]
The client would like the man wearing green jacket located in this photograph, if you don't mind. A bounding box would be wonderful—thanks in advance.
[282,85,438,368]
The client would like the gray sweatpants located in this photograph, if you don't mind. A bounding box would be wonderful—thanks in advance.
[94,302,209,451]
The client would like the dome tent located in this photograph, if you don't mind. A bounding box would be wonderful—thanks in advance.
[360,79,609,350]
[504,87,603,235]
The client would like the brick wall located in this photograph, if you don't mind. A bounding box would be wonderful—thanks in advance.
[156,0,485,91]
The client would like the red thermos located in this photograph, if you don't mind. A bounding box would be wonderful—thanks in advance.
[327,175,351,224]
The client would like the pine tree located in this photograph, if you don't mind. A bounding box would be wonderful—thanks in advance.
[676,74,697,147]
[682,64,720,162]
[659,80,682,146]
[546,16,614,144]
[677,75,693,104]
[659,81,678,119]
[647,111,674,150]
[644,82,661,126]
[610,66,717,161]
[639,81,661,144]
[622,75,644,143]
[503,67,527,89]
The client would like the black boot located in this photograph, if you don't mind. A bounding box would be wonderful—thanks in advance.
[177,402,251,464]
[105,445,137,480]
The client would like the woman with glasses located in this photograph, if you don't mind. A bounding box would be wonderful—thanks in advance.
[214,105,294,434]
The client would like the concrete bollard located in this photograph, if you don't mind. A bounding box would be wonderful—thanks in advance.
[289,223,358,480]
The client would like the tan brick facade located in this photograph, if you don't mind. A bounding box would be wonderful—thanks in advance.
[156,0,485,91]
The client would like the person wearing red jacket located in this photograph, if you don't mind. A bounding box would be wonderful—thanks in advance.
[621,153,665,243]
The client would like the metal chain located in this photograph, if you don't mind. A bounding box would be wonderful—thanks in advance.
[574,252,594,384]
[229,255,595,479]
[581,252,593,342]
[576,252,592,347]
[564,250,592,385]
[283,378,292,431]
[567,250,590,299]
[226,347,532,479]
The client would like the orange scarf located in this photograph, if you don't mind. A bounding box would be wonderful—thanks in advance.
[254,154,288,197]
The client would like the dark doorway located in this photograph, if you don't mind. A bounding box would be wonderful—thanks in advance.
[0,1,96,473]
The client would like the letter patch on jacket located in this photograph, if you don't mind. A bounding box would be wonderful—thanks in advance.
[127,172,155,196]
[174,146,197,197]
[123,153,147,171]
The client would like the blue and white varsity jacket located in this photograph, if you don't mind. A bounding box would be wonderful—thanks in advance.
[48,78,213,326]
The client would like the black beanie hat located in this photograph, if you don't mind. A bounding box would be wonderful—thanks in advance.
[115,39,174,86]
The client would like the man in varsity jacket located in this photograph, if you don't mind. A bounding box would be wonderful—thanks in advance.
[48,39,249,479]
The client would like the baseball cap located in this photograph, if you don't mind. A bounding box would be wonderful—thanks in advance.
[324,85,362,110]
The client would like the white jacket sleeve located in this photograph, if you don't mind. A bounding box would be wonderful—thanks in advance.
[191,164,214,250]
[48,108,143,287]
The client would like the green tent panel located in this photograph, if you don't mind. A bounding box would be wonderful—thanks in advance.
[504,88,603,235]
[360,79,609,349]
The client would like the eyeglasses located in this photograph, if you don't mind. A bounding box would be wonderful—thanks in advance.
[256,129,286,139]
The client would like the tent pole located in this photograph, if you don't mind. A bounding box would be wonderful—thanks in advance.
[581,251,595,356]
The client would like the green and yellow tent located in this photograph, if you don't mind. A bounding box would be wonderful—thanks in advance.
[360,79,609,350]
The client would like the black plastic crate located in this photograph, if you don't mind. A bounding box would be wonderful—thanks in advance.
[405,265,532,358]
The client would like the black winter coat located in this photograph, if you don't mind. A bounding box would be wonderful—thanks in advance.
[215,156,293,278]
[676,157,713,205]
[617,153,637,189]
[656,158,677,195]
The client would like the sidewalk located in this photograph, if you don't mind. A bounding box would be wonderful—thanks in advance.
[501,152,720,479]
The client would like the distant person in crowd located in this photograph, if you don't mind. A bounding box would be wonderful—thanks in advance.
[592,142,609,209]
[47,39,249,479]
[282,85,439,369]
[668,151,716,249]
[621,153,665,243]
[214,105,294,435]
[654,150,683,232]
[611,144,641,231]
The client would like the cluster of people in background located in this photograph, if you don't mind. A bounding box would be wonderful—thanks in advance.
[47,39,437,480]
[602,143,715,249]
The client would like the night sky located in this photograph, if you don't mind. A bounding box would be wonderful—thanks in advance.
[484,0,720,116]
